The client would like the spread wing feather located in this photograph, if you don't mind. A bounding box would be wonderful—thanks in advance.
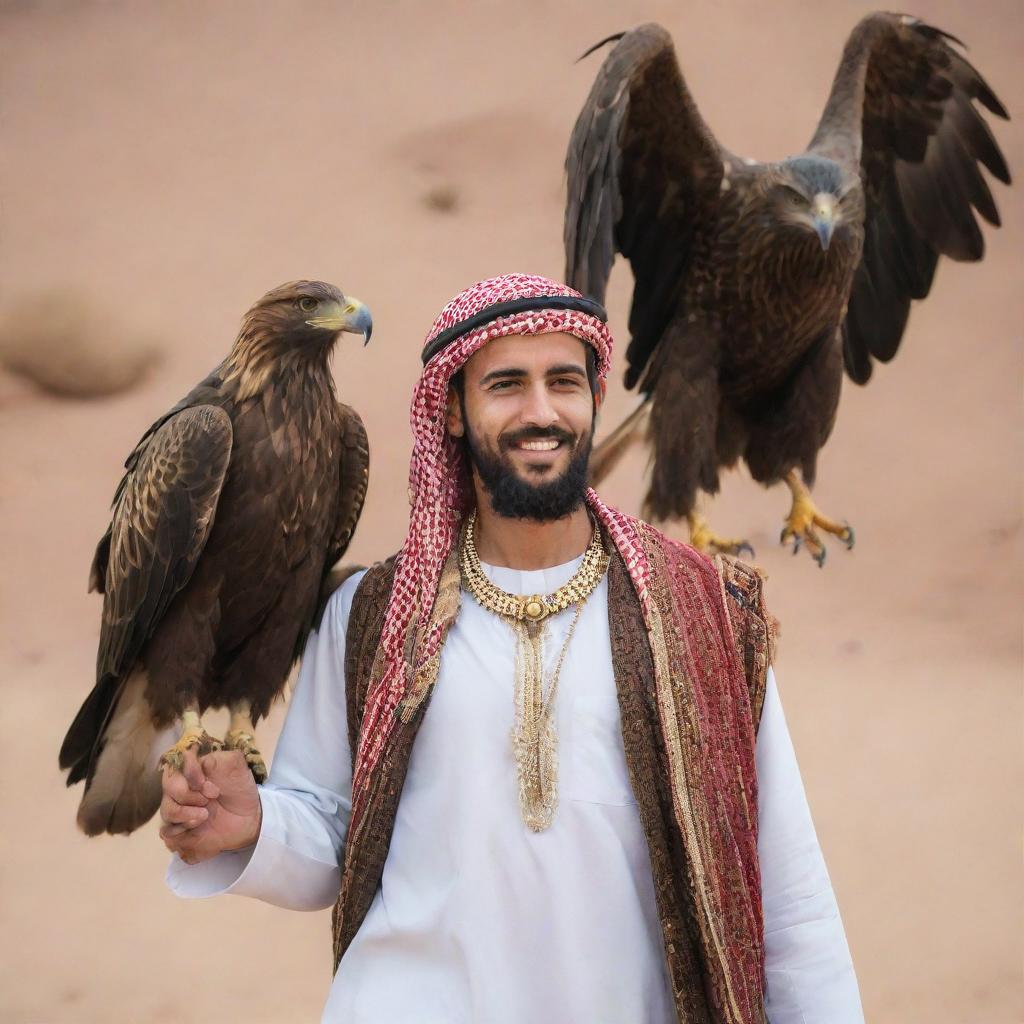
[59,405,232,781]
[564,23,724,391]
[809,13,1010,383]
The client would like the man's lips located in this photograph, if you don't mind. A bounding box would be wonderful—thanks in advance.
[501,429,575,456]
[509,438,569,462]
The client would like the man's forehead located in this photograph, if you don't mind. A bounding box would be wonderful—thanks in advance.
[463,332,588,377]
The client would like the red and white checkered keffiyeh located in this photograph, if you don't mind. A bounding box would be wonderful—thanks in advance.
[351,273,655,812]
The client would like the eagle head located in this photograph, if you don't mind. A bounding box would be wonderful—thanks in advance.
[767,156,862,252]
[242,280,373,353]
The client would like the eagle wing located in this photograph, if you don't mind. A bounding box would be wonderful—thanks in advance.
[809,13,1010,383]
[60,405,232,781]
[564,23,725,390]
[309,402,370,631]
[328,402,370,569]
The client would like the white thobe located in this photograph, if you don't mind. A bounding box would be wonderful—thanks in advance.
[168,555,864,1023]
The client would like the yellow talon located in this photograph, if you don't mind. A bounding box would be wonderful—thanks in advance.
[224,702,268,782]
[780,470,855,567]
[687,512,755,558]
[159,710,223,773]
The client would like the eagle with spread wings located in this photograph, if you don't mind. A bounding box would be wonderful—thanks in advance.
[59,281,371,835]
[565,14,1010,563]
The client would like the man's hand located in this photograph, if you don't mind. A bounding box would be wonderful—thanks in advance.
[160,749,262,865]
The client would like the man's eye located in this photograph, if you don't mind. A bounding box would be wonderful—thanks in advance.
[490,380,516,391]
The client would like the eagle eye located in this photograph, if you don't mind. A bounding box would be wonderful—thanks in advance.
[298,297,318,312]
[782,186,806,206]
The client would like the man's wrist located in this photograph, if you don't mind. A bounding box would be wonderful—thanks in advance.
[227,793,263,852]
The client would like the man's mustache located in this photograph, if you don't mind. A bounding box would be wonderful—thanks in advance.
[498,426,577,453]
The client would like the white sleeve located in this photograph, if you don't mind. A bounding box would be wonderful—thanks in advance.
[165,570,367,911]
[757,667,865,1024]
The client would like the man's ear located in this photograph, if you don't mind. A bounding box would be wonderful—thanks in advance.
[446,385,465,438]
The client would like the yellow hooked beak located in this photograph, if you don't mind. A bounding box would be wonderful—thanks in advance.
[306,296,373,345]
[812,193,836,252]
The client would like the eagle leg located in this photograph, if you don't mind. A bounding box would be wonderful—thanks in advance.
[687,511,755,559]
[779,470,855,567]
[224,700,268,783]
[159,708,224,774]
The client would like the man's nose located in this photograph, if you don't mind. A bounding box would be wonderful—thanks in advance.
[519,383,559,428]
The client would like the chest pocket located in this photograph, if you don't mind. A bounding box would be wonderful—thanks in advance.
[565,695,636,806]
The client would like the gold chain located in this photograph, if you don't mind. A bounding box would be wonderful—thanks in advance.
[460,510,610,831]
[460,509,610,624]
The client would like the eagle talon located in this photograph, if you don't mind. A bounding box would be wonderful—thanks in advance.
[159,722,223,774]
[687,512,753,558]
[224,728,268,784]
[780,471,854,567]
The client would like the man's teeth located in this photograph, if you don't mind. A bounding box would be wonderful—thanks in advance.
[518,440,560,451]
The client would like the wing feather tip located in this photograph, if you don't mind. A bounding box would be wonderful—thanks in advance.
[576,31,626,64]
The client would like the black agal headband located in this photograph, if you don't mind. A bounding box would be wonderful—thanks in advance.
[420,295,608,365]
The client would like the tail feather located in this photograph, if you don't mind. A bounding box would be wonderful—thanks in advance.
[74,671,169,836]
[588,399,652,486]
[59,674,120,785]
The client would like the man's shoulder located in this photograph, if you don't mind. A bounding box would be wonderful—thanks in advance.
[712,553,770,612]
[610,510,720,579]
[617,512,765,592]
[607,509,774,636]
[322,552,400,635]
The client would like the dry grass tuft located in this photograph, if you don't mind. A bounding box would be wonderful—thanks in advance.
[0,288,162,399]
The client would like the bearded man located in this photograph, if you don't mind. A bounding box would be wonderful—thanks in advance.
[161,275,863,1023]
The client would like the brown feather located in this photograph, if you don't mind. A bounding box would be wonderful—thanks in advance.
[564,18,1009,519]
[588,399,651,486]
[811,12,1010,382]
[60,281,370,833]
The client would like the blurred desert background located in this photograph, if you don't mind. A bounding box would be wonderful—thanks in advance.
[1,1,1021,1021]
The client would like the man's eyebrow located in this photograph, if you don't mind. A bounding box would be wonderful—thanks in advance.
[478,367,529,386]
[546,364,587,378]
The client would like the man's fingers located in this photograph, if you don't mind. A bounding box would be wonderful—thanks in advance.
[161,766,190,796]
[164,833,211,865]
[161,775,208,807]
[160,822,191,840]
[181,748,208,793]
[160,795,209,828]
[199,754,224,798]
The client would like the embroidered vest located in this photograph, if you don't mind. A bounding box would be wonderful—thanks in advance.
[332,538,775,1024]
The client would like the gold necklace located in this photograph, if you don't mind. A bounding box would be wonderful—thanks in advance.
[460,510,610,831]
[460,509,610,626]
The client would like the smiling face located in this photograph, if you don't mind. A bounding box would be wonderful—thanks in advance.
[446,331,605,521]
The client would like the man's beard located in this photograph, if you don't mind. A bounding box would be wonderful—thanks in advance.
[464,422,593,521]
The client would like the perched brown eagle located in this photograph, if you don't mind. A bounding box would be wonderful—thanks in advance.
[565,15,1010,563]
[59,281,371,835]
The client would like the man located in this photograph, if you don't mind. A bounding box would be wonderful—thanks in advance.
[162,274,864,1023]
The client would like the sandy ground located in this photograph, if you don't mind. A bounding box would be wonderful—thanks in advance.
[1,2,1021,1021]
